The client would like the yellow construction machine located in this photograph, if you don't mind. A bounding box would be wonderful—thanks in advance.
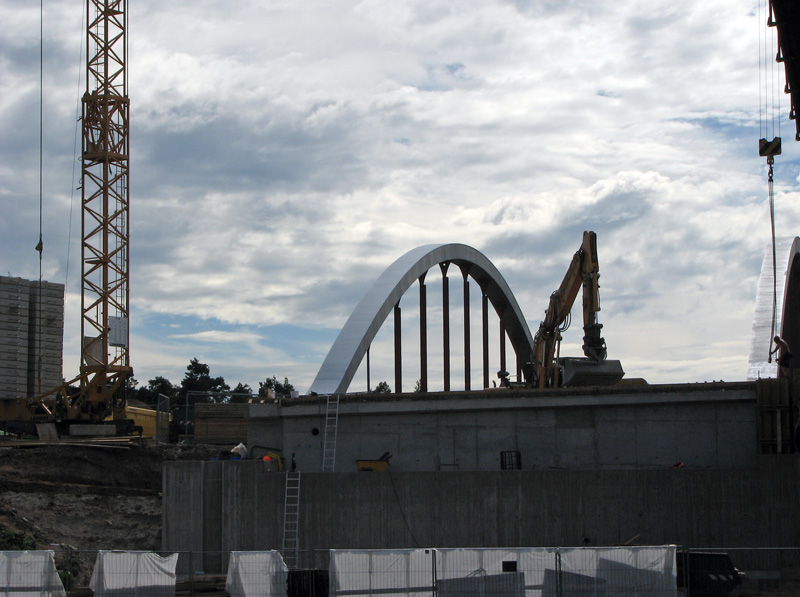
[529,231,624,388]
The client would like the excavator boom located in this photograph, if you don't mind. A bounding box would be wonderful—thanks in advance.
[530,231,622,388]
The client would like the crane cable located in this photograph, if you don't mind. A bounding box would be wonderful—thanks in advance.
[35,1,83,392]
[768,156,778,362]
[35,0,44,395]
[759,0,782,363]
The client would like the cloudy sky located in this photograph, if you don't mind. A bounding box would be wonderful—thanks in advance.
[3,0,800,395]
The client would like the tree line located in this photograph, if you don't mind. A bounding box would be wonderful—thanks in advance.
[126,358,296,409]
[126,357,396,409]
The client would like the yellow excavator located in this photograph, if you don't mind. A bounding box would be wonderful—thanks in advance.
[529,230,624,388]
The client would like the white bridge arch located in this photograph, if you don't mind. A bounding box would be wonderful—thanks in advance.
[308,243,534,395]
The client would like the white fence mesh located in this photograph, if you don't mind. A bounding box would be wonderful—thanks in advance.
[330,546,677,597]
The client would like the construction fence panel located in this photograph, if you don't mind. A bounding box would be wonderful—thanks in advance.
[0,550,66,597]
[435,548,554,595]
[226,551,288,597]
[330,547,678,596]
[32,547,800,596]
[435,548,553,596]
[89,550,179,596]
[330,549,433,596]
[558,546,677,596]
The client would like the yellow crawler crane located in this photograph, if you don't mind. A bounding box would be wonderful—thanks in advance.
[0,1,135,438]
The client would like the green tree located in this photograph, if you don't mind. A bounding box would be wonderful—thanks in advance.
[136,376,177,406]
[124,376,140,400]
[230,382,254,403]
[258,376,295,399]
[178,358,230,406]
[374,381,391,394]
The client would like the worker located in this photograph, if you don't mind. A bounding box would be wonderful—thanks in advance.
[497,370,511,388]
[770,335,792,378]
[291,453,297,472]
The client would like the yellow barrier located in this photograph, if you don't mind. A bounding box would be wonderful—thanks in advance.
[106,406,169,437]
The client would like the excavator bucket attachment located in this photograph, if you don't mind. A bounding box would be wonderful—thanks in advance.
[561,358,625,387]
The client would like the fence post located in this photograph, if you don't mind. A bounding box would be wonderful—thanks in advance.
[555,549,562,597]
[430,548,437,596]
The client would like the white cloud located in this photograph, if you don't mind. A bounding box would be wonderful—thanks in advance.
[3,0,800,393]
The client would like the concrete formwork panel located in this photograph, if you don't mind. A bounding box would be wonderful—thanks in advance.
[162,460,205,574]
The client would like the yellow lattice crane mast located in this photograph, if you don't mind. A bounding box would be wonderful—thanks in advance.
[78,0,132,428]
[0,0,135,437]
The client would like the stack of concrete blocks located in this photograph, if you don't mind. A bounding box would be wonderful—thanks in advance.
[0,276,64,400]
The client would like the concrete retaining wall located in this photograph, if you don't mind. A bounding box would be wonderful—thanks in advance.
[246,383,758,472]
[164,456,800,572]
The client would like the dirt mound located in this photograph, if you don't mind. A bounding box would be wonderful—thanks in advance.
[0,440,222,551]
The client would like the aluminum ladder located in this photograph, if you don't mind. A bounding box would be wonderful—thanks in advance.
[282,471,301,569]
[321,394,340,472]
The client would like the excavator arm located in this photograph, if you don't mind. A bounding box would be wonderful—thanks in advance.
[531,230,609,388]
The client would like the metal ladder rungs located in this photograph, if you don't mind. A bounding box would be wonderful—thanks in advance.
[322,394,340,472]
[282,471,301,569]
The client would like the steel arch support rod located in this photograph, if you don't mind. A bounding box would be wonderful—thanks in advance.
[394,302,402,394]
[441,262,451,392]
[419,274,428,393]
[482,291,489,389]
[461,265,471,391]
[500,319,507,378]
